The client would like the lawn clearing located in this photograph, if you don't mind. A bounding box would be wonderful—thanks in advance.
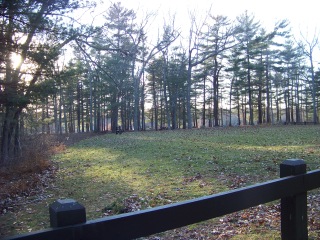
[1,125,320,239]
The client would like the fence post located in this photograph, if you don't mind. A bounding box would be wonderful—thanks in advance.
[49,199,86,227]
[280,159,308,240]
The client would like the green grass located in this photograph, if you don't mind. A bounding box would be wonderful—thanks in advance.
[1,125,320,238]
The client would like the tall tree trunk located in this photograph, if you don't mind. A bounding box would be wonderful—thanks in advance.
[42,103,46,133]
[276,88,280,122]
[310,54,318,123]
[81,84,84,132]
[305,88,309,121]
[59,84,63,134]
[202,76,206,127]
[46,97,50,133]
[111,93,118,133]
[1,107,21,165]
[213,57,222,127]
[265,53,271,123]
[229,77,235,126]
[247,54,254,125]
[186,61,193,129]
[62,94,68,133]
[54,94,59,134]
[93,79,97,132]
[141,72,146,131]
[194,94,198,128]
[68,91,74,133]
[96,85,101,132]
[295,75,300,122]
[237,97,241,126]
[290,80,294,122]
[133,70,140,131]
[151,71,158,130]
[89,74,93,131]
[183,99,187,129]
[162,57,171,129]
[171,95,177,130]
[257,53,263,125]
[258,85,263,124]
[77,81,81,132]
[284,88,290,123]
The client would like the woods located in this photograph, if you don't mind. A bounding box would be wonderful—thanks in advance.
[1,1,320,166]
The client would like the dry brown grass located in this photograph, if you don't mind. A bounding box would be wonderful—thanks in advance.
[0,134,62,201]
[0,132,100,202]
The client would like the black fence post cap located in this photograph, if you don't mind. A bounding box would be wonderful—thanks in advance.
[49,199,86,228]
[280,159,306,177]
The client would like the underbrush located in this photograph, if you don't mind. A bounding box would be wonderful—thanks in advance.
[0,135,64,216]
[0,132,100,218]
[1,134,65,172]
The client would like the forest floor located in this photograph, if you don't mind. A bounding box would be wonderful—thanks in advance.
[0,126,320,239]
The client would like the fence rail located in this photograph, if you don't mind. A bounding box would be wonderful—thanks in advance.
[4,159,320,240]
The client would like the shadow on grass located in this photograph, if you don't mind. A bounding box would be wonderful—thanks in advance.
[2,126,320,238]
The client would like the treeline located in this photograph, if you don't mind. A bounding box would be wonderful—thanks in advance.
[0,1,319,164]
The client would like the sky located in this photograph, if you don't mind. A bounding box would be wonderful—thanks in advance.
[109,0,319,38]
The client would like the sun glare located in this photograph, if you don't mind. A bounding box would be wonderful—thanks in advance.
[11,52,22,69]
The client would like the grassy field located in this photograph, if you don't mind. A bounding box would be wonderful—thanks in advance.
[1,125,320,239]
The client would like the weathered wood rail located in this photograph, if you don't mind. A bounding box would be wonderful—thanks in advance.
[4,159,320,240]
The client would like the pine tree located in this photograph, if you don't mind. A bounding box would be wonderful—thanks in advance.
[235,11,261,125]
[0,0,85,165]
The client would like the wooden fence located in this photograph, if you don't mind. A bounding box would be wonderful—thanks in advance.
[4,159,320,240]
